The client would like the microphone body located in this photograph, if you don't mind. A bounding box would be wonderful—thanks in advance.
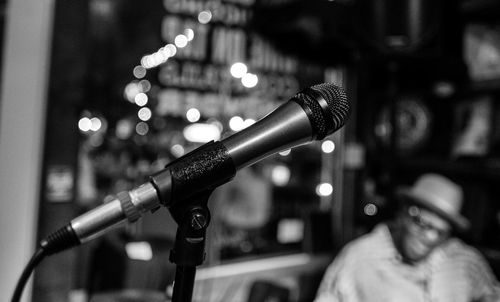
[45,83,350,252]
[224,100,313,169]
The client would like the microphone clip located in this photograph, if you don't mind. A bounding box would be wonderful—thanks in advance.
[168,189,213,302]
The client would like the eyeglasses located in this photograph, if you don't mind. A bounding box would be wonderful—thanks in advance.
[407,206,451,241]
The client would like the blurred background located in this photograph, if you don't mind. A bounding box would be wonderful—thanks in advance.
[1,0,500,301]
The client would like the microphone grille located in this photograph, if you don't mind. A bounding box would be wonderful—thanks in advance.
[295,83,350,139]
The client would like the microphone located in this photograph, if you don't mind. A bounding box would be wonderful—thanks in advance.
[40,83,350,255]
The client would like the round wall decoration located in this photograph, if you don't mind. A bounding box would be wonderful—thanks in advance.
[374,95,432,154]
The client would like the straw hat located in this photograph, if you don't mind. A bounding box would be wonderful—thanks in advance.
[396,173,470,232]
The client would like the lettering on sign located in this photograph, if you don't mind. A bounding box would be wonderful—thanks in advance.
[211,26,246,64]
[157,0,312,117]
[163,0,252,26]
[157,88,279,119]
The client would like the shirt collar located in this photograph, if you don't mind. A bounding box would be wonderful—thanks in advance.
[373,223,438,270]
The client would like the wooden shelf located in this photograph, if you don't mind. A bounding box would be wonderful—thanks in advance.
[465,79,500,95]
[461,0,500,22]
[395,157,500,181]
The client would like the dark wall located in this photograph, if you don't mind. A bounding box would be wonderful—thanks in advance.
[33,1,89,301]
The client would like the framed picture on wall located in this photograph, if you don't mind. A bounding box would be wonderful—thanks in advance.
[464,24,500,83]
[450,95,494,159]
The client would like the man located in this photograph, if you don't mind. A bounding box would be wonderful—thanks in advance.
[314,173,500,302]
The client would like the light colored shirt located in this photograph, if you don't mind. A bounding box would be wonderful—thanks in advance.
[315,224,500,302]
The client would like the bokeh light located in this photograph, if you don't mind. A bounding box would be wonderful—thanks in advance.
[133,65,147,79]
[134,93,148,106]
[184,28,194,41]
[271,165,291,186]
[136,122,149,135]
[165,44,177,57]
[78,117,92,132]
[321,140,335,153]
[243,118,256,128]
[198,10,212,24]
[186,108,201,123]
[230,62,248,78]
[241,73,258,88]
[138,80,151,93]
[138,107,152,121]
[124,81,140,103]
[90,117,102,132]
[364,203,378,216]
[174,34,188,48]
[316,183,333,196]
[171,144,185,157]
[229,116,244,131]
[116,119,134,139]
[183,123,221,143]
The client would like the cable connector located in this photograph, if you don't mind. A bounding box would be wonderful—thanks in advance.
[40,224,80,255]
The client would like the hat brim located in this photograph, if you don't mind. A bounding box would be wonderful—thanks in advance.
[396,188,470,232]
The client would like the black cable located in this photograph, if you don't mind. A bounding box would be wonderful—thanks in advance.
[11,224,80,302]
[10,248,46,302]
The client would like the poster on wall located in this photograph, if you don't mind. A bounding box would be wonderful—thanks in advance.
[46,165,74,202]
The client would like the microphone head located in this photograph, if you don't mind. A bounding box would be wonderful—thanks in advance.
[293,83,350,140]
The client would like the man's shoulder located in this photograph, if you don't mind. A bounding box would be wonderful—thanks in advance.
[341,224,392,258]
[441,238,487,261]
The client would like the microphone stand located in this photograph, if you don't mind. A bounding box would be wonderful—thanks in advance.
[148,141,235,302]
[168,190,213,302]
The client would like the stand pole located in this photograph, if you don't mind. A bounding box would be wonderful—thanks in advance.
[172,266,196,302]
